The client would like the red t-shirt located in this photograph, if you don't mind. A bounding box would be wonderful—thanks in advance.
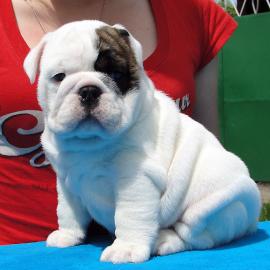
[0,0,237,244]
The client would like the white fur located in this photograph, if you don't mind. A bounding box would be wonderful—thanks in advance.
[24,20,261,264]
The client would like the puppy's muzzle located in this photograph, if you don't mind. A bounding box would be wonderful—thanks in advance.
[78,85,102,109]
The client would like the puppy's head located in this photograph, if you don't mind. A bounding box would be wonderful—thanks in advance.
[24,20,152,147]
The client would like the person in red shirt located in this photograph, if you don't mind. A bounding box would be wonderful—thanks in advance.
[0,0,237,245]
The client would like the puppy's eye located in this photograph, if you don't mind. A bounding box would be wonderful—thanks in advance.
[52,73,66,82]
[110,71,124,81]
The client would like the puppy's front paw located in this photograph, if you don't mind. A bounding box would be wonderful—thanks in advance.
[46,229,84,248]
[100,239,151,264]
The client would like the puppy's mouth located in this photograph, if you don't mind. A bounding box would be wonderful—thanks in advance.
[48,112,107,138]
[73,133,102,143]
[73,117,106,137]
[48,90,122,139]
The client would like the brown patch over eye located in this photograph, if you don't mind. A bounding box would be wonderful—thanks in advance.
[95,26,139,95]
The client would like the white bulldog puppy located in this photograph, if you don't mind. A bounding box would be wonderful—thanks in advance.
[24,20,261,264]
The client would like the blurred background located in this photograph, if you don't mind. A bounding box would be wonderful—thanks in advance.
[215,0,270,220]
[216,0,270,15]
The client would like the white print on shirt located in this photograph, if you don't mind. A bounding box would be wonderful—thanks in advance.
[175,94,190,112]
[0,110,49,168]
[0,94,190,168]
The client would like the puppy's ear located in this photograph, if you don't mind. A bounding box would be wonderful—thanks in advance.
[23,34,50,84]
[113,24,143,68]
[113,24,130,40]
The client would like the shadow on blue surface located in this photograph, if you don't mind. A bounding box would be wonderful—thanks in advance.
[216,228,270,250]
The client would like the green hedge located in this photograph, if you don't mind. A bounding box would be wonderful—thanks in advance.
[218,13,270,182]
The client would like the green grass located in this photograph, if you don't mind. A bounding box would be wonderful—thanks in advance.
[260,203,270,221]
[217,0,237,17]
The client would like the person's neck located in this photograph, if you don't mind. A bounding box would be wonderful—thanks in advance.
[40,0,100,8]
[34,0,106,27]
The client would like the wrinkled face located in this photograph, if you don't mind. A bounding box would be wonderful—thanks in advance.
[24,20,146,144]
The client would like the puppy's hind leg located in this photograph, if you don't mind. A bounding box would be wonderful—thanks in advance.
[173,178,261,250]
[174,221,216,250]
[154,229,187,256]
[174,201,248,250]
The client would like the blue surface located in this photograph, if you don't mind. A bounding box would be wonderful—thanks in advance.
[0,222,269,270]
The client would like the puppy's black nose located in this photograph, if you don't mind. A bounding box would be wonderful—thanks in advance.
[78,85,102,107]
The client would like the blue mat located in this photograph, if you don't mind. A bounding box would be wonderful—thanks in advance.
[0,222,269,270]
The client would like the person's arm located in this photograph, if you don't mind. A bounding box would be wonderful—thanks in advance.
[193,56,219,138]
[191,0,237,138]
